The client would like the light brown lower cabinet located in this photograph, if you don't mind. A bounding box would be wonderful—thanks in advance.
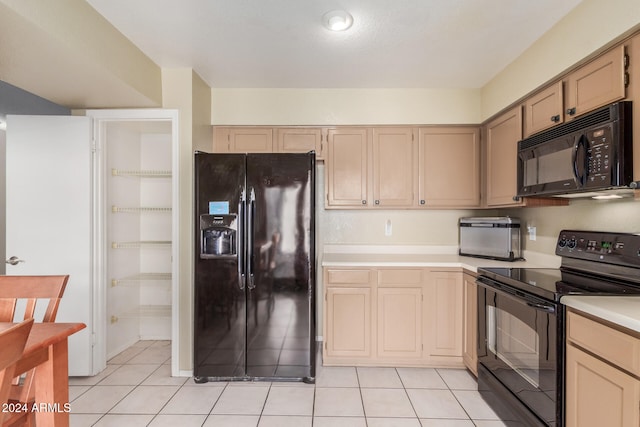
[462,272,477,376]
[377,287,422,359]
[325,287,372,359]
[323,267,464,367]
[565,309,640,427]
[426,270,463,360]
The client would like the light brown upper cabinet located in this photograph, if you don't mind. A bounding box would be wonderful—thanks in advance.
[371,127,417,207]
[213,127,274,153]
[326,128,370,207]
[565,45,627,120]
[418,127,480,207]
[484,106,523,207]
[326,127,417,209]
[524,81,564,137]
[213,126,325,158]
[276,127,325,159]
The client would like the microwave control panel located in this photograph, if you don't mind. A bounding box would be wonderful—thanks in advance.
[585,125,613,185]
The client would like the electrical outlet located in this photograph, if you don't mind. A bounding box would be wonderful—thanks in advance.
[385,219,392,236]
[528,226,536,241]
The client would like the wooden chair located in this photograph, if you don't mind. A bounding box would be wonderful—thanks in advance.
[0,276,69,424]
[0,319,34,426]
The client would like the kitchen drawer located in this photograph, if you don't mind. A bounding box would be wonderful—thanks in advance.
[567,309,640,377]
[326,269,372,285]
[378,269,424,285]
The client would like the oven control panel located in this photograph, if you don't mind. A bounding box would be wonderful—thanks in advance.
[556,230,640,267]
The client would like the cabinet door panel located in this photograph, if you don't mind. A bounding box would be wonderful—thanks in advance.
[427,271,463,357]
[524,81,564,137]
[566,45,626,118]
[462,273,477,375]
[277,128,324,159]
[325,287,372,358]
[485,107,523,207]
[377,288,422,358]
[566,344,640,427]
[228,128,273,152]
[327,269,372,285]
[326,128,369,207]
[372,128,416,207]
[419,127,480,207]
[378,269,423,285]
[568,310,640,377]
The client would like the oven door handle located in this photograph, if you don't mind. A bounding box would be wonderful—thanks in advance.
[525,301,556,313]
[478,277,557,314]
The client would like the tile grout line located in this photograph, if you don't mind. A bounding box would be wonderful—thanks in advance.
[395,367,421,423]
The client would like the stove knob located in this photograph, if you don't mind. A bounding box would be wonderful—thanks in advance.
[558,238,567,248]
[567,238,577,249]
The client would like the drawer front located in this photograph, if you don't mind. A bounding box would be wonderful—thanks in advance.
[378,269,423,285]
[568,310,640,377]
[326,269,372,285]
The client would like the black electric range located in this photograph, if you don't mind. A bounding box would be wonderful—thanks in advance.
[476,230,640,427]
[479,229,640,302]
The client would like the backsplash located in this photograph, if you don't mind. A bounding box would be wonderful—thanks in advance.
[502,197,640,256]
[317,165,640,257]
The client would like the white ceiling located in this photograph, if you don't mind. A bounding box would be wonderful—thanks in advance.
[87,0,583,89]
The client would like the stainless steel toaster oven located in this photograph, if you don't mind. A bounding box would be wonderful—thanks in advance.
[459,217,521,261]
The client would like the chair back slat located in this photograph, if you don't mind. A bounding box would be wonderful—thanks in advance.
[0,276,68,322]
[0,301,17,323]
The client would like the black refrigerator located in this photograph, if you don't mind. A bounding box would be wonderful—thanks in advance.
[193,152,315,383]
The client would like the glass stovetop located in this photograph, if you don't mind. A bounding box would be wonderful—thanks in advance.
[477,267,640,302]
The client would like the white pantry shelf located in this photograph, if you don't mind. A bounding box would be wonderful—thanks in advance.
[111,168,171,178]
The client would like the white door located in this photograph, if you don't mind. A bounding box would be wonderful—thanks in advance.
[5,115,94,376]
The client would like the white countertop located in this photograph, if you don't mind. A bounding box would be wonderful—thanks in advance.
[562,295,640,334]
[321,245,559,273]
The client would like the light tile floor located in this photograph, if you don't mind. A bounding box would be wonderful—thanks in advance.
[69,340,507,426]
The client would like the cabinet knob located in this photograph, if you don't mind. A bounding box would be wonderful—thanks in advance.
[375,200,380,205]
[551,115,560,123]
[566,107,576,116]
[362,200,367,205]
[420,200,426,205]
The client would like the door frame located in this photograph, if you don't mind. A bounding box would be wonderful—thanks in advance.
[87,109,180,376]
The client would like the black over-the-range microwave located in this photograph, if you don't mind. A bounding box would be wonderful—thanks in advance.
[517,101,634,197]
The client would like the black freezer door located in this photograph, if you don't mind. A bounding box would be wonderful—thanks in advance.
[194,153,246,378]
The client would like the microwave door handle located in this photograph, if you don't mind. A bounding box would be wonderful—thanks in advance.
[572,135,589,186]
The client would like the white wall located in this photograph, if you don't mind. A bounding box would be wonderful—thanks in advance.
[481,0,640,120]
[212,88,482,125]
[501,198,640,257]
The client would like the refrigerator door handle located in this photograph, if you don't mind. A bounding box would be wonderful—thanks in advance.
[237,191,246,290]
[247,187,256,289]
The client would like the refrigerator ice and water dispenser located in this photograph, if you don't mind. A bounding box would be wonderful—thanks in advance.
[200,214,237,257]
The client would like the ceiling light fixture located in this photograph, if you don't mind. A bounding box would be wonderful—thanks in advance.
[323,10,353,31]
